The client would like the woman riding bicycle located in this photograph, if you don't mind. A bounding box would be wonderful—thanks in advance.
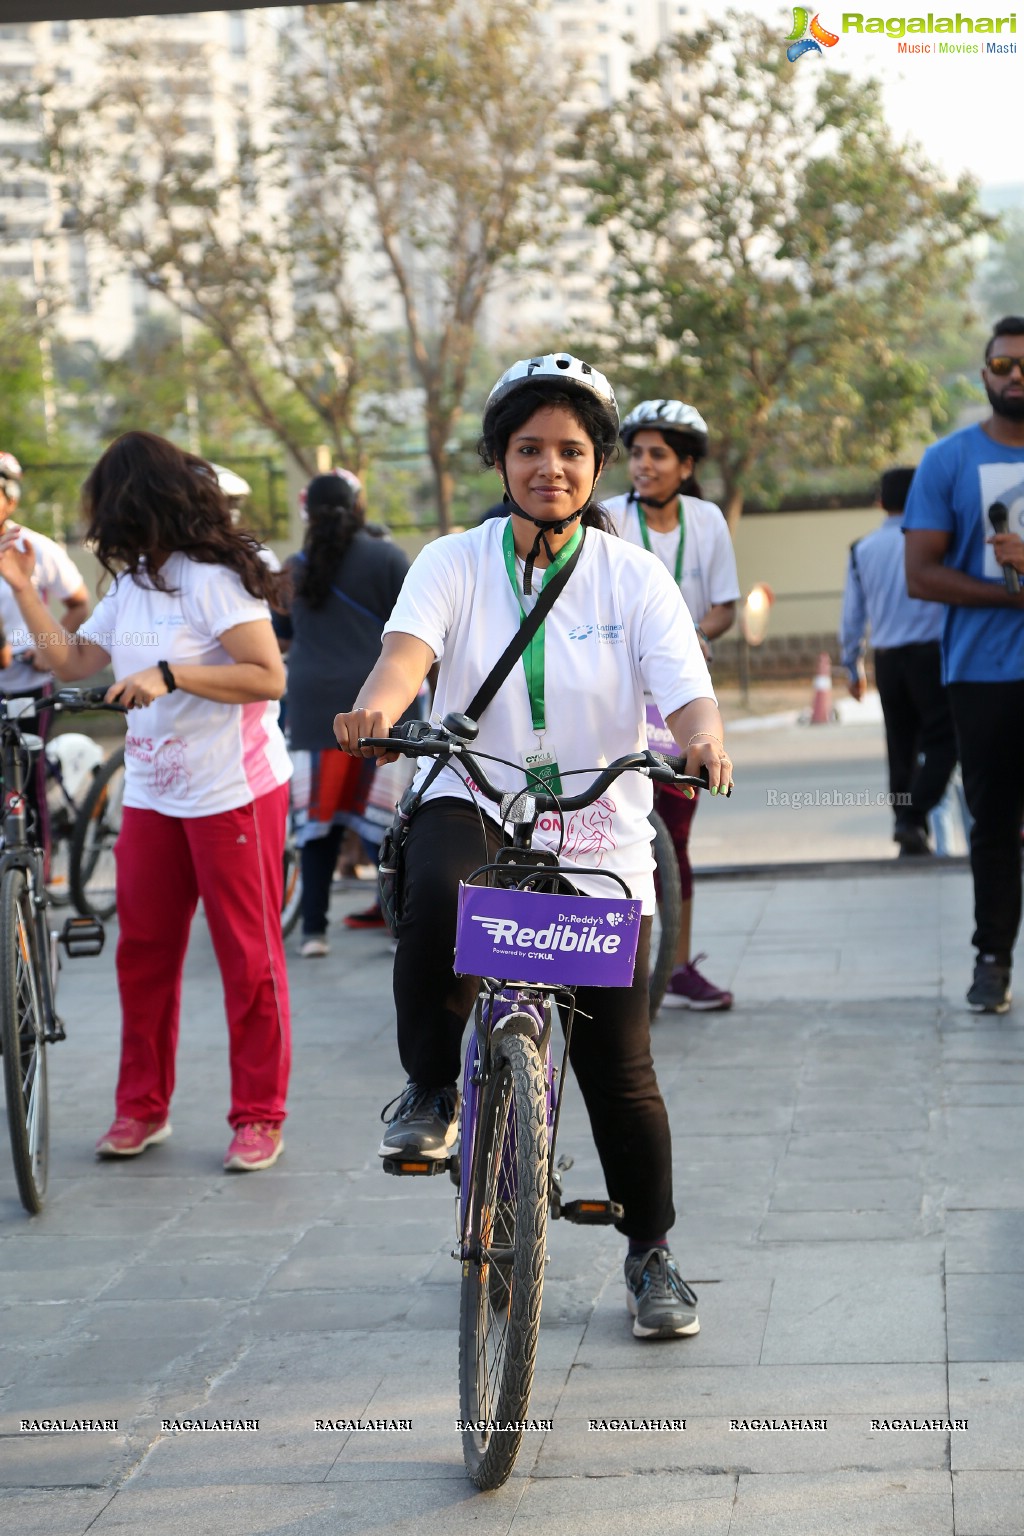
[604,400,740,1011]
[335,353,733,1341]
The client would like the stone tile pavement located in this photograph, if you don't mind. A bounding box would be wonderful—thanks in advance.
[0,864,1021,1535]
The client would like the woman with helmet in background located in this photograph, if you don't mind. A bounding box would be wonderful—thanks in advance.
[604,401,740,1013]
[334,354,733,1341]
[275,469,411,956]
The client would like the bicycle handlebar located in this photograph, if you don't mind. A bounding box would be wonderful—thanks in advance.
[357,718,730,816]
[51,687,128,715]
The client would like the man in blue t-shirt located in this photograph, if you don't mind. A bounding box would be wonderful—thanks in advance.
[904,315,1024,1014]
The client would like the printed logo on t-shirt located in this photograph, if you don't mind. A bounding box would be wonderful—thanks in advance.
[979,466,1024,580]
[563,797,617,864]
[597,623,625,645]
[126,734,154,763]
[153,740,191,796]
[568,625,594,640]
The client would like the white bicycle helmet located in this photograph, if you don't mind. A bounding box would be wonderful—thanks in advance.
[620,400,708,448]
[0,451,23,504]
[485,353,618,427]
[210,462,252,499]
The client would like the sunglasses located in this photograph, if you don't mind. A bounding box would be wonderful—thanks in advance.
[987,356,1024,377]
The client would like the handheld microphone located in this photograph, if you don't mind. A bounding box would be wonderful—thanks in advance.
[988,502,1020,595]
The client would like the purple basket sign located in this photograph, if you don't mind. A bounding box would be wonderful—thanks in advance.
[645,703,675,755]
[455,885,642,988]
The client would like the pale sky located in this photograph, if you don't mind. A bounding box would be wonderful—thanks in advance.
[734,0,1020,191]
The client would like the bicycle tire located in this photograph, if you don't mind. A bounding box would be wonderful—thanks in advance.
[280,836,302,938]
[650,809,682,1019]
[69,748,125,921]
[458,1028,547,1491]
[0,867,49,1213]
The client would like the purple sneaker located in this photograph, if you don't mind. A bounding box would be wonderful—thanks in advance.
[662,953,733,1011]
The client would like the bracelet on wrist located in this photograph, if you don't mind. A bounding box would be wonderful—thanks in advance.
[687,731,725,751]
[158,660,177,694]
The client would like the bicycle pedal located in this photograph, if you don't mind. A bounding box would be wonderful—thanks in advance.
[558,1198,625,1225]
[59,915,105,958]
[381,1155,451,1177]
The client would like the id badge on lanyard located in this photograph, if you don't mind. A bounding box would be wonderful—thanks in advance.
[503,521,580,800]
[523,743,562,796]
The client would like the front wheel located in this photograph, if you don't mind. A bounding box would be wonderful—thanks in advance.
[280,834,302,938]
[458,1030,547,1491]
[69,748,125,921]
[0,868,49,1213]
[650,809,682,1019]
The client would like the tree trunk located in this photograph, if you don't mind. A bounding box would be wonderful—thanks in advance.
[427,422,453,536]
[723,486,744,536]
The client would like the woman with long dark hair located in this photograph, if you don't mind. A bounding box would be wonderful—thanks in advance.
[0,430,292,1172]
[275,470,410,955]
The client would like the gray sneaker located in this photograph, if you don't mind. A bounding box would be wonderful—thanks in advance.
[378,1081,460,1160]
[967,955,1012,1014]
[624,1248,700,1339]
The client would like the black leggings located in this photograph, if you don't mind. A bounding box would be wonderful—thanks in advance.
[393,798,675,1239]
[948,681,1024,964]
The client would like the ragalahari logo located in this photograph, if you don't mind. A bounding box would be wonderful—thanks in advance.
[786,7,840,60]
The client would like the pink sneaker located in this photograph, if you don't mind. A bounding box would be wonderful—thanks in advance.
[224,1122,284,1172]
[662,954,733,1011]
[96,1116,171,1158]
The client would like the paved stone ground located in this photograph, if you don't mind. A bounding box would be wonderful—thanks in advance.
[1,856,1021,1535]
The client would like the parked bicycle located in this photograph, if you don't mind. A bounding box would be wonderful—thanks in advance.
[361,714,723,1489]
[0,687,113,1213]
[68,743,303,936]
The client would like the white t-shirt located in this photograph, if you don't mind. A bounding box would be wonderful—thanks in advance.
[0,527,87,695]
[77,553,291,817]
[604,493,740,624]
[382,518,714,911]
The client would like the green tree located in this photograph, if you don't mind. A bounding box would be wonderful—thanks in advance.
[977,209,1024,322]
[569,13,994,525]
[287,0,557,532]
[21,23,378,479]
[0,281,54,462]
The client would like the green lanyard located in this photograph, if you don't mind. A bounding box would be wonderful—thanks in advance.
[636,498,685,585]
[502,520,583,732]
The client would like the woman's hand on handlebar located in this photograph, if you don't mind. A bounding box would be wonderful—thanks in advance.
[334,707,399,763]
[684,735,733,797]
[107,667,172,710]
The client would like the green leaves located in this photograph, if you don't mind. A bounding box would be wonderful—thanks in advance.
[567,10,993,522]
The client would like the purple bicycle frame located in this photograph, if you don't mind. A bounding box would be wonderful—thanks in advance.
[457,989,552,1241]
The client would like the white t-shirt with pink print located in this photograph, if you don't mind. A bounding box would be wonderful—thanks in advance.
[77,552,291,817]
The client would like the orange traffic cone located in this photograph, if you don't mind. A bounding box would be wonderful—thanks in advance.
[809,652,834,724]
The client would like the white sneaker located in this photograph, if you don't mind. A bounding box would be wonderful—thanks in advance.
[300,936,329,958]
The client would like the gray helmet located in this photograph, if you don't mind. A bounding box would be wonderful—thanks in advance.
[485,353,618,430]
[620,399,708,448]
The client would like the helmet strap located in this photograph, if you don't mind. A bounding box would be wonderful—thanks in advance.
[502,474,597,594]
[628,483,685,511]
